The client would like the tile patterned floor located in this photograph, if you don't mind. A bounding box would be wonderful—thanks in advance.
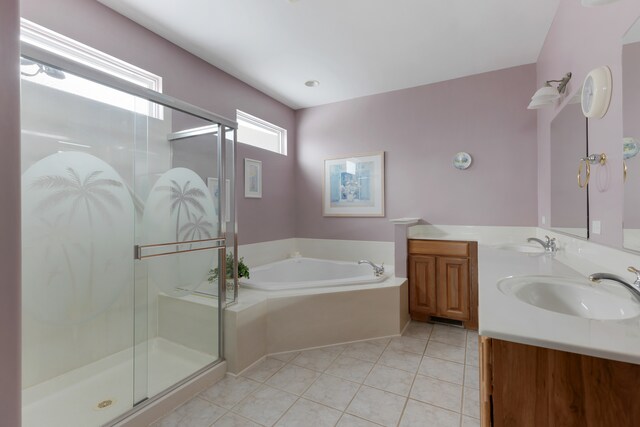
[151,322,480,427]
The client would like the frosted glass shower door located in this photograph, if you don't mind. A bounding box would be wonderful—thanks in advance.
[20,55,226,426]
[20,59,142,427]
[132,111,224,404]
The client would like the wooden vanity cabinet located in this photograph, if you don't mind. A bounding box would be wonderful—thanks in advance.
[480,337,640,427]
[408,239,478,329]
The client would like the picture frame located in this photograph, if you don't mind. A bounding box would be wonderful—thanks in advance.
[244,158,262,198]
[207,177,231,221]
[323,152,385,217]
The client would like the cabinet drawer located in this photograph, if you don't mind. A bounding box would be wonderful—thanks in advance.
[408,240,469,257]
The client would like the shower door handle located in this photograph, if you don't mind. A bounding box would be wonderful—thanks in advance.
[134,237,226,260]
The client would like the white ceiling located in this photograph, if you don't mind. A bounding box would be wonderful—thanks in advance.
[98,0,559,109]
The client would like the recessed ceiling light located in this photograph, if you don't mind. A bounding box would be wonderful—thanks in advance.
[305,80,319,87]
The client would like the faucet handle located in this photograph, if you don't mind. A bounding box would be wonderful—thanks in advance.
[628,266,640,283]
[544,235,556,243]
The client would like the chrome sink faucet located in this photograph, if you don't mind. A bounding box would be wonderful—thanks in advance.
[589,267,640,302]
[527,235,557,253]
[358,260,385,277]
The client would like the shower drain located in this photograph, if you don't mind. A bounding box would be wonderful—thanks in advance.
[95,399,116,410]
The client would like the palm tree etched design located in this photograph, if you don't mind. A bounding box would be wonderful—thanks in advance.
[30,167,125,307]
[158,179,208,241]
[32,167,124,226]
[179,215,214,241]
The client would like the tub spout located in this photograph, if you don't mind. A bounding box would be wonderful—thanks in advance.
[358,260,385,277]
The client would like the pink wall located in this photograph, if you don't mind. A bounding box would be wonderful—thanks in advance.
[0,0,22,423]
[21,0,297,245]
[295,64,538,241]
[537,0,640,247]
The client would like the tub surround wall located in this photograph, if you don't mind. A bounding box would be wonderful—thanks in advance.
[238,238,394,270]
[0,0,21,424]
[536,0,640,247]
[295,63,538,242]
[21,0,297,246]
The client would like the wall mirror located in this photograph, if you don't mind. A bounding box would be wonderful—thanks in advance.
[549,97,589,239]
[622,18,640,251]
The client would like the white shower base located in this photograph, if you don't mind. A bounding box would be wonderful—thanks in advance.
[22,338,217,427]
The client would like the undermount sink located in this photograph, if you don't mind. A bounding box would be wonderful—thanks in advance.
[493,243,546,254]
[497,275,640,320]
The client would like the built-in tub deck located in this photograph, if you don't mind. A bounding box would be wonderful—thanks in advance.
[173,267,408,374]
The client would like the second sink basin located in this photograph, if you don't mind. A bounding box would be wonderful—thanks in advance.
[497,275,640,320]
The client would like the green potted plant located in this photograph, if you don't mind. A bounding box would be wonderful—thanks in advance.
[208,253,249,297]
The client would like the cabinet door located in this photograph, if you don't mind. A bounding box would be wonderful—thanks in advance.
[409,255,437,318]
[436,257,470,321]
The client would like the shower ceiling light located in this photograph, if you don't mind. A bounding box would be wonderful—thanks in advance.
[527,72,572,109]
[305,80,320,87]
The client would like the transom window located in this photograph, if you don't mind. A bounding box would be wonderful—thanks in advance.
[237,110,287,155]
[20,19,163,119]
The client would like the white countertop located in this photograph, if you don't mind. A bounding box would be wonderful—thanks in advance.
[478,246,640,365]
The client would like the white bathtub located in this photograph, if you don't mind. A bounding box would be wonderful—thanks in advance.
[239,257,389,291]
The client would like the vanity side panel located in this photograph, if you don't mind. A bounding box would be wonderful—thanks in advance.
[491,339,549,427]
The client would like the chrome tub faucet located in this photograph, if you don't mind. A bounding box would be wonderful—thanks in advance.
[589,267,640,302]
[358,260,385,277]
[527,235,557,253]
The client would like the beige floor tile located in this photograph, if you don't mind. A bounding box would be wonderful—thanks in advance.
[342,341,386,363]
[174,397,226,426]
[303,374,360,411]
[418,356,464,385]
[363,364,415,396]
[232,385,297,426]
[242,358,286,383]
[403,322,433,340]
[462,414,481,427]
[291,347,343,372]
[336,414,384,427]
[430,325,468,348]
[214,412,262,427]
[462,387,480,419]
[346,386,407,427]
[425,341,466,364]
[410,374,463,412]
[465,348,479,367]
[266,364,321,395]
[387,336,427,355]
[275,398,342,427]
[200,375,261,409]
[270,351,301,363]
[398,399,460,427]
[377,348,422,373]
[466,331,479,352]
[325,356,374,383]
[150,411,183,427]
[464,365,479,389]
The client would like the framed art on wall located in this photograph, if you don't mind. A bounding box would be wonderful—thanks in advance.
[244,158,262,198]
[323,152,385,217]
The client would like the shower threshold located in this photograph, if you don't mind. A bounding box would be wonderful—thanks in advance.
[22,338,217,427]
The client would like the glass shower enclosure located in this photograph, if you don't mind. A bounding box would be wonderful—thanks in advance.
[20,43,236,426]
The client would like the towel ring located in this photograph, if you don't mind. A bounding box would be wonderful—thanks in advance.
[624,160,628,183]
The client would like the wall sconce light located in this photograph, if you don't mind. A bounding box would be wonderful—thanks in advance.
[581,0,621,6]
[527,72,572,109]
